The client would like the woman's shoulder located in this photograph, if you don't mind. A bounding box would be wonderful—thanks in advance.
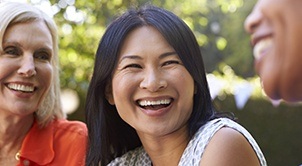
[20,119,87,165]
[179,118,266,166]
[195,117,254,140]
[52,119,87,136]
[198,118,267,165]
[196,117,266,158]
[199,127,263,165]
[50,119,87,162]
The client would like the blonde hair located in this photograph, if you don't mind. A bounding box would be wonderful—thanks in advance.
[0,2,65,126]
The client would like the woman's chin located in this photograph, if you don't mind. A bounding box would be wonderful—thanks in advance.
[264,83,302,104]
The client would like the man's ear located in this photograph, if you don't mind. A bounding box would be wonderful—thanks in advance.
[105,84,115,105]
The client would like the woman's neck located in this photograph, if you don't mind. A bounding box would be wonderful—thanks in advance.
[0,114,34,157]
[138,125,189,166]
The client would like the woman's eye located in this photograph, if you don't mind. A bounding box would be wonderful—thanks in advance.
[4,47,20,56]
[162,60,180,66]
[123,64,142,69]
[35,52,51,61]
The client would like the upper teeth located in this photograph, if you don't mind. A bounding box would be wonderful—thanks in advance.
[138,99,171,106]
[7,83,34,92]
[253,38,273,60]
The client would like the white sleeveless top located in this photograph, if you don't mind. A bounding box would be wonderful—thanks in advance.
[108,118,267,166]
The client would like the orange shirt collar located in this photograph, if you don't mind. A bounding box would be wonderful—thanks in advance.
[20,120,55,165]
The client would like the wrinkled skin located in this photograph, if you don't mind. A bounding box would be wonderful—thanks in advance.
[0,21,53,117]
[244,0,302,102]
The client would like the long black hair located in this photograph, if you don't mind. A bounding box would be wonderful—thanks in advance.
[85,5,221,165]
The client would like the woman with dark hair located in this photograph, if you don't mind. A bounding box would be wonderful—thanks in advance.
[86,5,266,166]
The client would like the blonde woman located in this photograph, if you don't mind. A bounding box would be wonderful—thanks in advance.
[0,2,87,165]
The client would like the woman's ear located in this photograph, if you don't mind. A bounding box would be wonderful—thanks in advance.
[105,84,115,105]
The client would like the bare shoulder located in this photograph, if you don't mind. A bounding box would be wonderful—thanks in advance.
[199,127,260,166]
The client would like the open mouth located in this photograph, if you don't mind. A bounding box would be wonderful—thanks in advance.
[137,99,172,110]
[253,38,273,60]
[6,83,36,93]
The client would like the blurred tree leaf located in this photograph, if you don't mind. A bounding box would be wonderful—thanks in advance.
[29,0,256,116]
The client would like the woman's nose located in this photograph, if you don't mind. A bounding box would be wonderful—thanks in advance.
[244,3,263,34]
[139,69,167,92]
[17,55,37,77]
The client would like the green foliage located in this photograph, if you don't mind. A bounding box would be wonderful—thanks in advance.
[45,0,258,94]
[30,0,302,164]
[43,0,264,119]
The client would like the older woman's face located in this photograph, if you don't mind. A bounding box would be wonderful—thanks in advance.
[244,0,302,102]
[0,21,53,116]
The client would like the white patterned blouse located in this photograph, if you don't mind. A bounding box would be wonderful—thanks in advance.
[108,118,267,166]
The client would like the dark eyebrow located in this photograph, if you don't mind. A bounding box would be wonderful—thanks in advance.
[119,55,142,61]
[119,52,178,62]
[159,52,178,59]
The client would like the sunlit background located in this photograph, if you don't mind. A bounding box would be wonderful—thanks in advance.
[4,0,271,113]
[2,0,302,165]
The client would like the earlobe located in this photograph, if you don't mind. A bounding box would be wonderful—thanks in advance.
[105,84,115,105]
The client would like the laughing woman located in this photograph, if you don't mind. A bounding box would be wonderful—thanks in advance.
[85,5,266,166]
[0,2,87,165]
[245,0,302,103]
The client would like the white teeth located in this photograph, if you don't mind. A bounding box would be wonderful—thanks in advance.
[253,38,273,60]
[7,83,34,92]
[138,99,171,106]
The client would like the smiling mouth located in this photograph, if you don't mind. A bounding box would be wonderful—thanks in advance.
[6,83,35,93]
[137,99,172,110]
[253,38,273,60]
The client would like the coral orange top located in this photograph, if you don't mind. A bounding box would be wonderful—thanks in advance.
[17,119,87,166]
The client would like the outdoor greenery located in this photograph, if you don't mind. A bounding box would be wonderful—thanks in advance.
[48,0,258,99]
[25,0,302,165]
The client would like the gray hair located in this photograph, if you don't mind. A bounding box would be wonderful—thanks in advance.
[0,2,65,127]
